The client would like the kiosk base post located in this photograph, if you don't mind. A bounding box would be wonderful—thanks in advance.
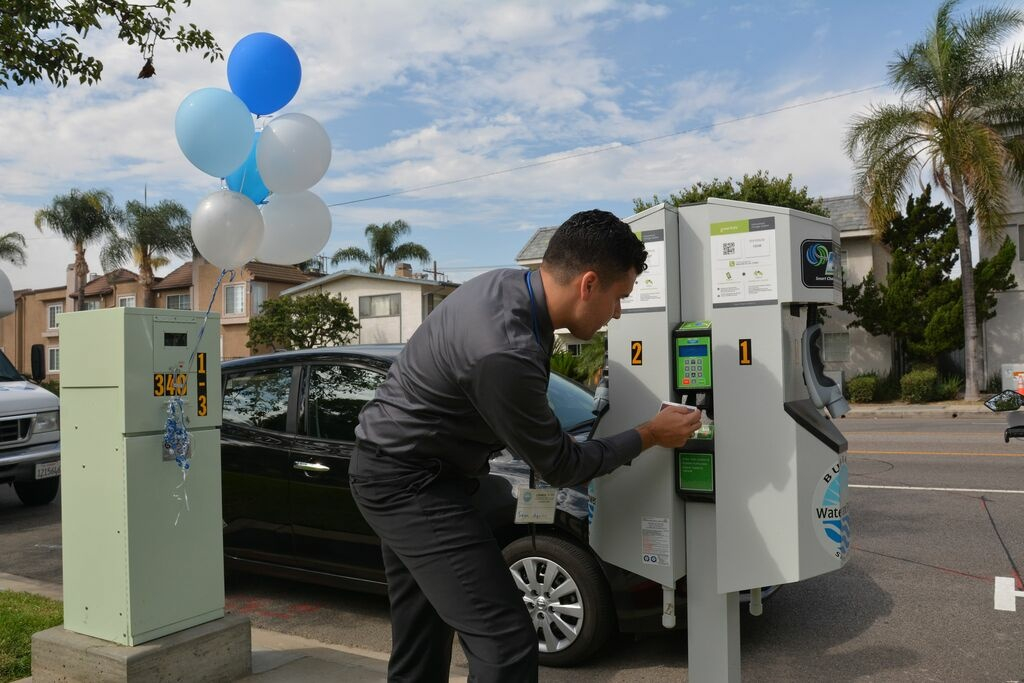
[686,501,740,681]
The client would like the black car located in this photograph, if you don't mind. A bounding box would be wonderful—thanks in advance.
[221,345,771,667]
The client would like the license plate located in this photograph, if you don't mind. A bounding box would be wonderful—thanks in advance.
[35,461,60,479]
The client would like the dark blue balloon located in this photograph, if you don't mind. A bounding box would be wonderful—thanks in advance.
[226,131,270,204]
[227,33,301,116]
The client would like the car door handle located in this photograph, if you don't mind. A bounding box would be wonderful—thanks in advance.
[293,461,331,473]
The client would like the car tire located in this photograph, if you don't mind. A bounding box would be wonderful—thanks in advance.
[503,534,615,668]
[14,476,60,506]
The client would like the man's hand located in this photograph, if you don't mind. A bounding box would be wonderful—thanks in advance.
[636,406,703,451]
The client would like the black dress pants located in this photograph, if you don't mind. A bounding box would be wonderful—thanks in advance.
[349,443,538,683]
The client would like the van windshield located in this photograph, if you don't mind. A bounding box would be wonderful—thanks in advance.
[0,350,25,382]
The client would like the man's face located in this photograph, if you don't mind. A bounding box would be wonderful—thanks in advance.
[571,268,637,340]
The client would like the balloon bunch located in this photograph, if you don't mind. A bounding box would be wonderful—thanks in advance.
[175,33,333,270]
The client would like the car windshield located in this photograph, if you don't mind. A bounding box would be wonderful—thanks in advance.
[548,373,595,432]
[0,349,24,382]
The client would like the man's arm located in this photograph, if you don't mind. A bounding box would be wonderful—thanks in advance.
[466,351,700,487]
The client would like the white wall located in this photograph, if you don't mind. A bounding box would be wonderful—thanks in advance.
[981,189,1024,376]
[826,233,893,377]
[305,277,425,344]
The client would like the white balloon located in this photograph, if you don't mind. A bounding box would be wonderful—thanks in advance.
[191,190,265,271]
[256,113,332,193]
[257,191,332,265]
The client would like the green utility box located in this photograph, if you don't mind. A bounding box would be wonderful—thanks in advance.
[59,307,223,645]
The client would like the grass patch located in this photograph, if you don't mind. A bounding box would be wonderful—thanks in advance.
[0,591,62,683]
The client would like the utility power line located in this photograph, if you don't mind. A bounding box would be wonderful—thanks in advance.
[327,83,885,209]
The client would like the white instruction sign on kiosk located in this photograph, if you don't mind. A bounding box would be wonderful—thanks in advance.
[622,229,667,312]
[641,516,671,566]
[711,217,778,306]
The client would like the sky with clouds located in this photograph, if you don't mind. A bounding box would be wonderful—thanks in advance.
[2,0,1019,290]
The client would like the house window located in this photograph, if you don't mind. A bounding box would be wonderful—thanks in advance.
[251,283,268,315]
[566,344,582,356]
[165,294,191,310]
[47,347,60,373]
[82,299,100,311]
[359,293,401,318]
[840,250,849,272]
[823,332,850,363]
[224,284,245,315]
[118,295,135,308]
[47,304,62,329]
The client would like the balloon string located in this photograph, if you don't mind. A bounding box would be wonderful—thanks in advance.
[185,268,233,376]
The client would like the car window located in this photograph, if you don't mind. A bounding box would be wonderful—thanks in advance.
[306,364,386,442]
[223,366,292,432]
[547,373,595,431]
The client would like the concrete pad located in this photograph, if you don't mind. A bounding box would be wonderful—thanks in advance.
[31,614,252,683]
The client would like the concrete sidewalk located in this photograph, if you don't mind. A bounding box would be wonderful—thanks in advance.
[0,572,468,682]
[842,400,994,419]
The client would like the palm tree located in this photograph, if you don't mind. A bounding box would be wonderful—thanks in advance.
[34,189,118,311]
[845,0,1024,400]
[0,232,27,266]
[330,220,431,275]
[100,199,193,308]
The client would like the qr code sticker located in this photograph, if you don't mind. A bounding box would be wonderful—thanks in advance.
[723,242,736,256]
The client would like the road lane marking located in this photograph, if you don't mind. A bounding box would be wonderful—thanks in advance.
[995,577,1024,611]
[850,449,1024,458]
[851,484,1024,494]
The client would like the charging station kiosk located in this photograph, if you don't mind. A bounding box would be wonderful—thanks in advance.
[591,199,849,680]
[59,307,224,645]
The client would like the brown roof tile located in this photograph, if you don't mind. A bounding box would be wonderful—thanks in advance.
[152,262,193,291]
[245,262,315,284]
[79,269,139,297]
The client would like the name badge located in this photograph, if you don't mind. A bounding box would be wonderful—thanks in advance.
[514,487,557,524]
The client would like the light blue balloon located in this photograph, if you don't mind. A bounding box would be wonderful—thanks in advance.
[228,33,302,116]
[226,132,270,204]
[175,88,254,178]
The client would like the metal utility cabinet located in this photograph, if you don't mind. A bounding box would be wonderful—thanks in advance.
[59,307,223,646]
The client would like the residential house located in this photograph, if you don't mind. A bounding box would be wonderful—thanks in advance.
[0,259,313,381]
[820,195,894,381]
[281,264,458,344]
[980,184,1024,381]
[514,199,895,381]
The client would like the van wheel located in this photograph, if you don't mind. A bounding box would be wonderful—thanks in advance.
[14,477,60,506]
[503,534,615,668]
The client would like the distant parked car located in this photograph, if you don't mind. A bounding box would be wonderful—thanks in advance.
[221,344,774,667]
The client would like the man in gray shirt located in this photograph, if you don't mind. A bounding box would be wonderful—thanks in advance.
[350,209,702,682]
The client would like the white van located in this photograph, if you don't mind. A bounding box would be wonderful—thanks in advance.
[0,346,60,506]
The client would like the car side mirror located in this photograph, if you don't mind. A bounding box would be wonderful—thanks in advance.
[983,389,1024,412]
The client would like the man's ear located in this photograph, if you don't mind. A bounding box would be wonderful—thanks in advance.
[579,271,599,300]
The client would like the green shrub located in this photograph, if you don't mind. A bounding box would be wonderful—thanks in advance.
[935,374,964,401]
[40,379,60,396]
[900,367,939,403]
[847,374,878,403]
[549,352,578,379]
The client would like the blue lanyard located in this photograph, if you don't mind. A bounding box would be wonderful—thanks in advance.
[524,270,543,350]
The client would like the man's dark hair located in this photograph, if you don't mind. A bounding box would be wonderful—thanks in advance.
[542,209,648,285]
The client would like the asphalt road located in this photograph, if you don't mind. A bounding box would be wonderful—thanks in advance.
[2,415,1023,681]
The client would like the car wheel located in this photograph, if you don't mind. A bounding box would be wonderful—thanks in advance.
[503,534,615,668]
[14,476,60,506]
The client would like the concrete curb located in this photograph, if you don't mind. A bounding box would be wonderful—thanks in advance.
[841,404,994,419]
[0,572,469,682]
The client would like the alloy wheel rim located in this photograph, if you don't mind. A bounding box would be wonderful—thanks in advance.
[509,555,585,653]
